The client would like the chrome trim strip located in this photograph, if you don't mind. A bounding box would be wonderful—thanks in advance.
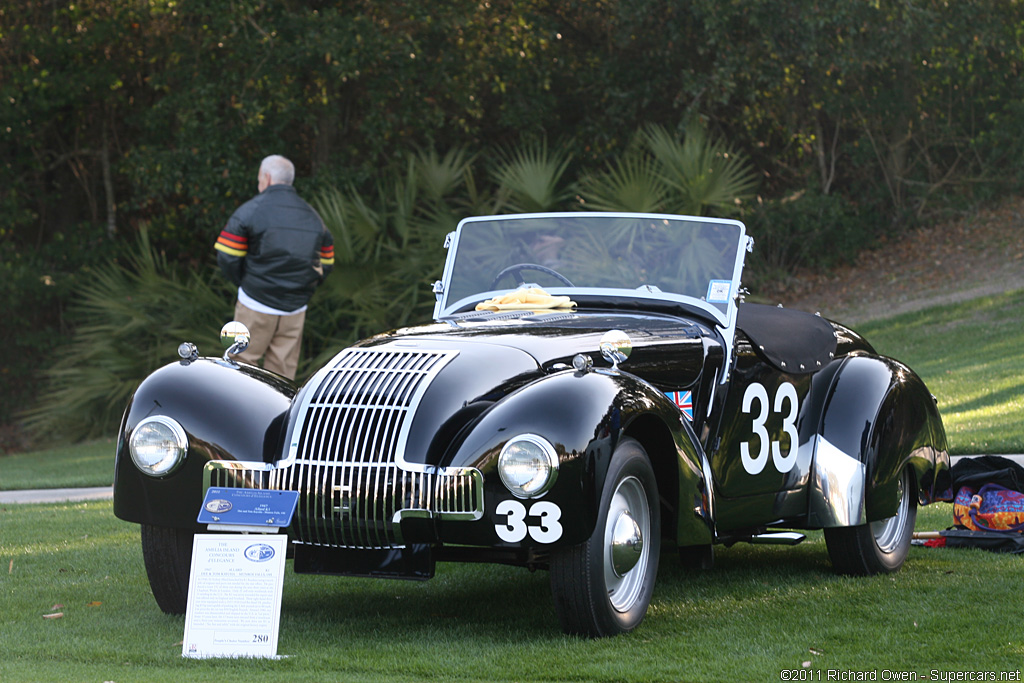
[808,435,867,527]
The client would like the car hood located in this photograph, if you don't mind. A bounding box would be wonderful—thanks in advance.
[289,309,711,467]
[363,309,711,367]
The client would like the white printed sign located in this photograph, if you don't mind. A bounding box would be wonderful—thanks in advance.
[181,533,288,659]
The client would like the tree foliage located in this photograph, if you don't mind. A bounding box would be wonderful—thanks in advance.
[3,0,1024,438]
[20,229,231,441]
[4,0,1022,245]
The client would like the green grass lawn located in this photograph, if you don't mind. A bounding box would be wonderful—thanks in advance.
[855,288,1024,455]
[0,438,115,490]
[1,500,1020,682]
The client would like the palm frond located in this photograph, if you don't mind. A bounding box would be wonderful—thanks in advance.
[415,146,475,202]
[642,123,759,216]
[577,152,668,213]
[23,231,231,441]
[490,139,575,213]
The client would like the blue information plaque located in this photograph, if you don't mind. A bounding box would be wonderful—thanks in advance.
[197,488,299,529]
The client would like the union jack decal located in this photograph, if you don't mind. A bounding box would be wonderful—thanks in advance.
[666,390,693,421]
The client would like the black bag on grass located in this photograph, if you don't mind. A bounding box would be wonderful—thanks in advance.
[949,455,1024,493]
[941,528,1024,554]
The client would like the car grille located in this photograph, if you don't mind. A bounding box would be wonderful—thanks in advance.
[204,347,483,550]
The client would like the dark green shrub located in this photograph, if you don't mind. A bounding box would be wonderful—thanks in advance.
[22,230,232,443]
[744,192,873,289]
[0,223,114,431]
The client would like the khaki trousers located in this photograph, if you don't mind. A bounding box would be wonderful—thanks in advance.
[232,301,305,379]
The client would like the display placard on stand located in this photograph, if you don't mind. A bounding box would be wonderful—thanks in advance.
[181,533,288,659]
[181,487,298,659]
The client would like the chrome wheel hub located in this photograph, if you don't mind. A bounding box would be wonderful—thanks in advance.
[610,511,643,577]
[603,475,651,612]
[871,473,909,554]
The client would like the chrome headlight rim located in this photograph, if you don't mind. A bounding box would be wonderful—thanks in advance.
[497,433,559,499]
[128,415,188,477]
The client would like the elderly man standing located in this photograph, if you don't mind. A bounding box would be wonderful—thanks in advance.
[214,154,334,379]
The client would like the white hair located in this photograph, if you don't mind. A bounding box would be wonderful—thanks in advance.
[259,155,295,186]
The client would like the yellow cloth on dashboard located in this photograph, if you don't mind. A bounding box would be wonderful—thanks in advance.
[475,287,576,311]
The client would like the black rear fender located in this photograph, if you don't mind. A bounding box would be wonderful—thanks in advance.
[809,353,949,527]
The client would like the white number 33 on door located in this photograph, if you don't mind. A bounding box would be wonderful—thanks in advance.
[740,381,800,475]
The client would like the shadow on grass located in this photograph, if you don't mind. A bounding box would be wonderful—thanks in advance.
[276,538,836,644]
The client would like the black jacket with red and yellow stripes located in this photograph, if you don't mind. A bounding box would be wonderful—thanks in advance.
[214,184,335,312]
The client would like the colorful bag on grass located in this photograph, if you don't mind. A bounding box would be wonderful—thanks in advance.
[952,484,1024,532]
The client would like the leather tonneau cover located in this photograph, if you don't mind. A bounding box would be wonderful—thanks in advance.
[736,303,837,374]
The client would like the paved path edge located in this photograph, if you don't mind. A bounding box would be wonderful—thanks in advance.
[0,486,113,504]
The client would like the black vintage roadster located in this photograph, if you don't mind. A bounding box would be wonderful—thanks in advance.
[114,212,949,637]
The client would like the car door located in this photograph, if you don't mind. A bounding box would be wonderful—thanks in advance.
[710,338,818,530]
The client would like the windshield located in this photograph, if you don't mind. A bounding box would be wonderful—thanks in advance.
[433,212,749,327]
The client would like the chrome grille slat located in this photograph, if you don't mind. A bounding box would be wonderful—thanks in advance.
[204,346,483,551]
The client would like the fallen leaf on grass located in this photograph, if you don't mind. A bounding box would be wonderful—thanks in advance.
[42,612,64,619]
[87,601,102,607]
[8,559,11,574]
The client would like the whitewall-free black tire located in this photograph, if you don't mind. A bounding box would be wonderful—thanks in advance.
[824,468,917,575]
[140,524,194,615]
[549,438,661,637]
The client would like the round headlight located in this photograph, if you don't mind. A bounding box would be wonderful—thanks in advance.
[498,434,559,498]
[129,416,188,477]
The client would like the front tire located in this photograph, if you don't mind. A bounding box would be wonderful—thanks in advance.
[140,524,195,614]
[549,438,661,637]
[824,468,917,575]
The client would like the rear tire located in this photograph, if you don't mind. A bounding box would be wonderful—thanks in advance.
[824,468,917,575]
[140,524,194,614]
[549,438,661,637]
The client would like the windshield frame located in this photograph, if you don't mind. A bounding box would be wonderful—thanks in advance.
[432,212,751,329]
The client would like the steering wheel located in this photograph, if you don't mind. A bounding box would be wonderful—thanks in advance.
[489,263,575,289]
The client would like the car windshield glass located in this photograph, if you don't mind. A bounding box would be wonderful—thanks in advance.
[437,213,747,325]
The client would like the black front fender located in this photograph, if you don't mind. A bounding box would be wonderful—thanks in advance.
[435,368,706,549]
[113,358,294,530]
